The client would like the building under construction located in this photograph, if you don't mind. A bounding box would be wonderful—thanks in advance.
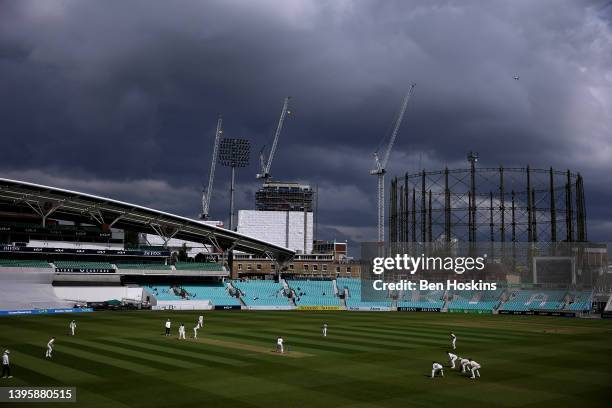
[237,182,316,254]
[255,181,314,212]
[388,165,587,244]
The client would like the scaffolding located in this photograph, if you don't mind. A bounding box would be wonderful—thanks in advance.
[255,181,314,212]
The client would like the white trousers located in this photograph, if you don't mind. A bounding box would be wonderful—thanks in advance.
[431,368,443,378]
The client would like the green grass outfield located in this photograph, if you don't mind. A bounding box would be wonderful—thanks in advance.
[0,311,611,407]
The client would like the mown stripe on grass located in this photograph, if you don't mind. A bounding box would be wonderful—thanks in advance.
[340,326,491,348]
[269,325,448,350]
[19,342,143,381]
[2,363,64,386]
[255,327,416,351]
[8,347,100,382]
[58,337,201,369]
[60,338,182,372]
[214,330,372,353]
[350,322,541,342]
[281,326,434,348]
[58,339,167,373]
[171,336,314,358]
[100,337,254,366]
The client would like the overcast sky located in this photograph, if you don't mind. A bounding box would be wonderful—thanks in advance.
[1,0,611,248]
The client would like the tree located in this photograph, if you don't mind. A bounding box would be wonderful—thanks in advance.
[178,243,188,262]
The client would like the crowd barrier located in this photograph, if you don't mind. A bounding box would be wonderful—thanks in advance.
[246,306,296,311]
[448,309,493,314]
[297,306,343,311]
[498,310,577,317]
[0,307,94,316]
[346,306,392,311]
[397,307,440,312]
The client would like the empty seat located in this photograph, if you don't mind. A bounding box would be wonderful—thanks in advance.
[232,280,289,306]
[0,259,51,268]
[287,279,339,307]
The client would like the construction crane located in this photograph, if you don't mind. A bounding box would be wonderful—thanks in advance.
[370,83,416,243]
[256,97,291,181]
[200,115,223,219]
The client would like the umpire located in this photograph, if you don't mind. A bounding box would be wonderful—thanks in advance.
[1,350,11,379]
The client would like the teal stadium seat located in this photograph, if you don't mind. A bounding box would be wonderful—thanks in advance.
[446,289,503,311]
[145,284,240,306]
[232,280,289,306]
[397,289,444,309]
[566,291,592,311]
[287,279,340,307]
[500,290,567,312]
[337,278,392,308]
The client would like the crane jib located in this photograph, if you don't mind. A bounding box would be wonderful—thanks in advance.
[370,83,416,242]
[259,97,291,180]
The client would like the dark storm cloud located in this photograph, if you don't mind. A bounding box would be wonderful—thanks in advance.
[0,0,611,247]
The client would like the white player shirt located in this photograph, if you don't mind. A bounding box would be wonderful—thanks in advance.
[469,361,481,369]
[2,353,8,365]
[198,316,203,323]
[277,338,283,346]
[432,363,443,370]
[448,352,457,360]
[47,339,55,348]
[165,321,171,329]
[451,333,456,339]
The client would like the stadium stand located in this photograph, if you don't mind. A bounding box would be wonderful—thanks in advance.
[565,291,593,311]
[116,263,172,271]
[397,289,445,309]
[0,259,51,268]
[54,261,115,271]
[447,289,503,311]
[338,278,392,308]
[0,221,101,232]
[500,289,567,312]
[232,280,290,306]
[145,284,240,306]
[287,279,340,306]
[174,262,224,272]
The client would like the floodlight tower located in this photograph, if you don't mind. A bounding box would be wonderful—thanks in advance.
[219,138,250,230]
[370,83,416,243]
